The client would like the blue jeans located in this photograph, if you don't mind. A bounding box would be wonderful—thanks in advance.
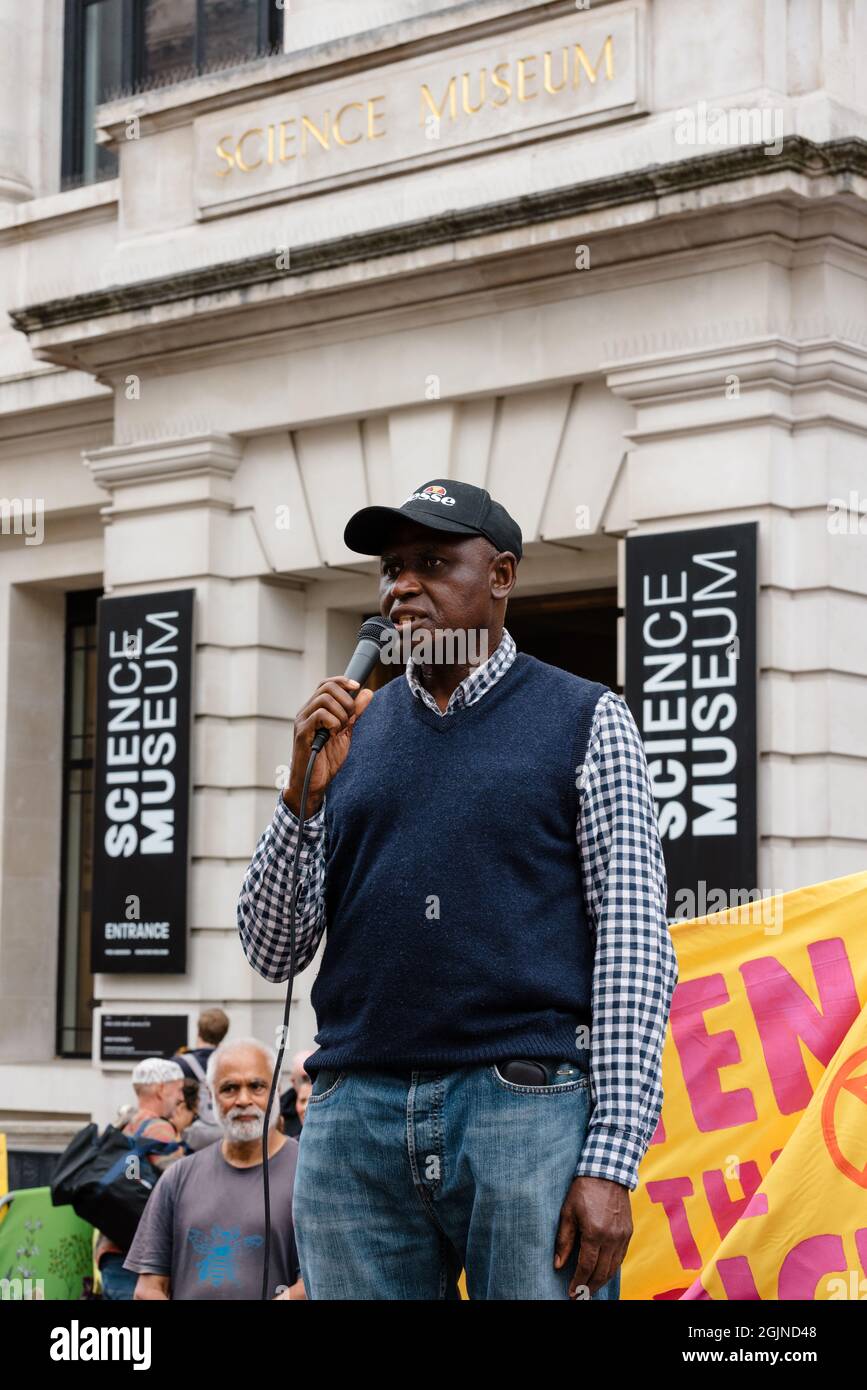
[293,1062,622,1300]
[99,1252,139,1300]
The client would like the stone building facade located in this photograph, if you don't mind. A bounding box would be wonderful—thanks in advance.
[1,0,865,1164]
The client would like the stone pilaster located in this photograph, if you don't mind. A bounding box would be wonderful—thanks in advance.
[0,0,34,201]
[605,335,867,892]
[83,433,313,1064]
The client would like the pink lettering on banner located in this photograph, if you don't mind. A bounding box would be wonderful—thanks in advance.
[669,975,757,1131]
[717,1255,761,1300]
[741,939,860,1115]
[679,1278,712,1300]
[778,1234,847,1300]
[650,1113,666,1145]
[646,1177,702,1268]
[680,1255,761,1300]
[703,1162,767,1239]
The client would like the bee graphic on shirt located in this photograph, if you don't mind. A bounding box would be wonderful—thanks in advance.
[187,1226,264,1286]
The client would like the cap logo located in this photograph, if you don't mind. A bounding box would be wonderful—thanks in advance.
[405,485,456,507]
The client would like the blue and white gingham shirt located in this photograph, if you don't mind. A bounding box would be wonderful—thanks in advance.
[237,628,678,1191]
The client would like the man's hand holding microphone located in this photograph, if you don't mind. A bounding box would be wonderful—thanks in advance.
[282,616,393,820]
[282,675,375,819]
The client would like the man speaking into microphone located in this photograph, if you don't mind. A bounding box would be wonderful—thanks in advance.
[237,479,677,1301]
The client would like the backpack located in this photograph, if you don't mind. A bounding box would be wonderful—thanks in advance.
[183,1051,217,1126]
[50,1118,181,1249]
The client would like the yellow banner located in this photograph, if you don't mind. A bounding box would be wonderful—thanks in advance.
[623,871,867,1300]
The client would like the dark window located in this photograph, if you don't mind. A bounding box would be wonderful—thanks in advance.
[144,0,265,78]
[62,0,282,188]
[5,1151,61,1193]
[143,0,196,79]
[506,589,619,689]
[363,588,618,692]
[80,0,126,183]
[56,590,101,1058]
[201,0,263,68]
[63,0,127,188]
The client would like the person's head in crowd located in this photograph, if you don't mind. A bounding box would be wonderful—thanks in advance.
[295,1077,312,1127]
[196,1007,229,1049]
[131,1058,185,1122]
[290,1051,311,1092]
[206,1037,281,1145]
[174,1078,199,1133]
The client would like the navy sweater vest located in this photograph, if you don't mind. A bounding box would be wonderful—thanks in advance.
[306,652,607,1076]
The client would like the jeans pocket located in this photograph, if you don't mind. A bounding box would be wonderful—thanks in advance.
[308,1069,347,1103]
[490,1062,589,1095]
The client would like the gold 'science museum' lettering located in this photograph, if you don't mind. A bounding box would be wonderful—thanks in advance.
[216,96,387,173]
[214,35,614,176]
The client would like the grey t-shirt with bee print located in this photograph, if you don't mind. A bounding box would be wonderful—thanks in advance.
[124,1136,300,1299]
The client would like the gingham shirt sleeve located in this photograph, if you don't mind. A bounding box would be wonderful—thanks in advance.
[236,791,328,982]
[574,691,678,1190]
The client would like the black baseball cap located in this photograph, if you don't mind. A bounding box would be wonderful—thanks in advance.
[344,478,523,561]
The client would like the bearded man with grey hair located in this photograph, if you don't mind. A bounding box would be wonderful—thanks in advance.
[124,1038,304,1300]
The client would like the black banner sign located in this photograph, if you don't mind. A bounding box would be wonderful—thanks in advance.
[91,589,194,973]
[625,523,758,918]
[100,1014,189,1062]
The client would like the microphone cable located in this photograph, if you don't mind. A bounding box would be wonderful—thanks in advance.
[260,743,317,1301]
[258,615,395,1300]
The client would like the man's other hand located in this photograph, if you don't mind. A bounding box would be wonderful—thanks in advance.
[553,1175,633,1297]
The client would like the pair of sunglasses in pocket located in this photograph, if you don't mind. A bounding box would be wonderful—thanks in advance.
[497,1058,582,1085]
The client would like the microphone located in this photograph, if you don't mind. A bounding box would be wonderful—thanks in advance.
[310,616,397,754]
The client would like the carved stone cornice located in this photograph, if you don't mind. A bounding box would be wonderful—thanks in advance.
[85,432,241,482]
[83,433,242,516]
[11,137,867,337]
